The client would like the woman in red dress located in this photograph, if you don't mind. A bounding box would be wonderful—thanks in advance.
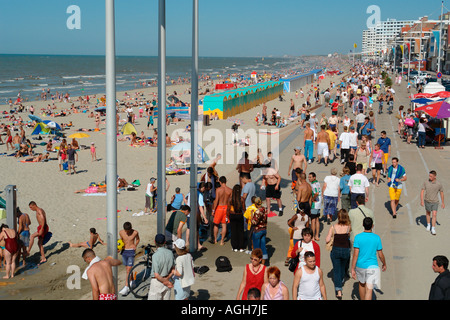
[236,248,268,300]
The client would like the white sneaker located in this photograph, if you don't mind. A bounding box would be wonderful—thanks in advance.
[245,250,252,254]
[431,228,436,235]
[308,159,312,164]
[119,286,130,296]
[239,249,245,252]
[426,224,431,232]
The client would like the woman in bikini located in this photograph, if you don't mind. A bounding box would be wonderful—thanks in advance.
[0,224,19,279]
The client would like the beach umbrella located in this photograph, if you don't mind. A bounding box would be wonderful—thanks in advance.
[43,120,62,131]
[68,132,90,139]
[415,101,450,119]
[28,114,43,123]
[415,101,450,149]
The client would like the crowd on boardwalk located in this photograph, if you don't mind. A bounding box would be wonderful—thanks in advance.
[115,63,447,301]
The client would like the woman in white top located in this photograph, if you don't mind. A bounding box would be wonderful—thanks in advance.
[322,168,340,224]
[287,210,309,247]
[173,239,195,300]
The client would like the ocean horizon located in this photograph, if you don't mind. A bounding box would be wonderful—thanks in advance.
[0,54,322,103]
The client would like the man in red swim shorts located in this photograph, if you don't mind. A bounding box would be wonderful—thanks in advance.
[27,201,49,264]
[212,176,232,245]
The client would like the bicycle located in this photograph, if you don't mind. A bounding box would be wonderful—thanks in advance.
[127,241,175,299]
[127,244,156,299]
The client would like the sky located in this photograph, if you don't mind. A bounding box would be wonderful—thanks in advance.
[0,0,448,57]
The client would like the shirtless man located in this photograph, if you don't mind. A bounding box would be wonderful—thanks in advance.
[288,147,307,186]
[296,173,313,218]
[316,125,330,166]
[303,122,315,164]
[17,208,31,266]
[12,133,21,152]
[82,249,122,300]
[119,222,140,295]
[69,228,106,249]
[265,168,283,216]
[27,201,49,264]
[212,176,232,245]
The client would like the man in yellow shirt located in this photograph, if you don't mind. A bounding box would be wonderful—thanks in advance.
[326,126,338,163]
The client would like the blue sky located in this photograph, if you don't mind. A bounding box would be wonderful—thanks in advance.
[0,0,447,57]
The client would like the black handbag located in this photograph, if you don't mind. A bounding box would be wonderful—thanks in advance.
[288,240,302,272]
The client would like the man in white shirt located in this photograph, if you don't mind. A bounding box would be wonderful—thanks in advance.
[339,126,351,164]
[348,164,370,209]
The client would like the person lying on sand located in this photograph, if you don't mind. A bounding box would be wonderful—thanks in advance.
[69,228,106,249]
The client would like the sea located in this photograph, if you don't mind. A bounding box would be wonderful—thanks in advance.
[0,54,322,103]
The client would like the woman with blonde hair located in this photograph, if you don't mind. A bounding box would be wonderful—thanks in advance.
[325,209,351,299]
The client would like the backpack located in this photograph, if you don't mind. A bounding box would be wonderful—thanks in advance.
[215,256,232,272]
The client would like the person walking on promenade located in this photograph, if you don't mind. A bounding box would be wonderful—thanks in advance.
[82,249,122,300]
[376,131,391,177]
[236,248,268,300]
[387,157,407,219]
[429,255,450,300]
[316,125,330,166]
[288,147,307,187]
[251,205,268,265]
[369,143,384,187]
[348,164,370,209]
[339,167,352,213]
[421,170,445,235]
[322,168,340,224]
[228,185,245,252]
[308,172,322,241]
[261,266,289,300]
[148,234,175,300]
[348,195,375,243]
[292,251,327,300]
[325,209,351,299]
[303,123,315,164]
[119,221,140,296]
[339,126,351,164]
[351,217,386,300]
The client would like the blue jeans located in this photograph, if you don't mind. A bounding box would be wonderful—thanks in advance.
[418,131,426,147]
[305,139,314,161]
[252,229,268,260]
[330,246,351,291]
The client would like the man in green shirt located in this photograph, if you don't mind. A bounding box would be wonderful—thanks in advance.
[165,205,190,243]
[148,234,175,300]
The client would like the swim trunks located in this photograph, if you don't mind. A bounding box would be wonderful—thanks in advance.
[122,249,135,267]
[389,187,402,201]
[266,184,281,199]
[37,224,49,240]
[99,293,117,300]
[317,142,329,157]
[213,205,228,225]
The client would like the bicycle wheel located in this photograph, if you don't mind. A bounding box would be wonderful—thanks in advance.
[128,261,152,299]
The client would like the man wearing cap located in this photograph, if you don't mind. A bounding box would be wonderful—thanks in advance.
[148,234,175,300]
[288,147,307,187]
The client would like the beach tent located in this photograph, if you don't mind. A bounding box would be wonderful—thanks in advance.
[31,123,51,135]
[121,122,137,136]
